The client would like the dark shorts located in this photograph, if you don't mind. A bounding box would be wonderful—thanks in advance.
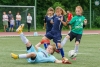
[10,25,14,28]
[68,31,82,43]
[45,30,62,43]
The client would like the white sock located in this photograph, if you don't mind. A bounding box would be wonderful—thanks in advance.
[74,45,79,53]
[61,37,68,47]
[20,33,29,44]
[19,54,27,59]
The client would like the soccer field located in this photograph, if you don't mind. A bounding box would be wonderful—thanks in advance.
[0,34,100,67]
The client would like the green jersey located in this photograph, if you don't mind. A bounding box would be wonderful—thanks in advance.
[69,15,85,34]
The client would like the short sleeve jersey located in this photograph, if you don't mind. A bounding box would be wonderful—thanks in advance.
[69,15,85,34]
[51,15,66,32]
[35,47,56,63]
[44,16,54,31]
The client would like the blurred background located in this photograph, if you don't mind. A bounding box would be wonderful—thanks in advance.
[0,0,100,31]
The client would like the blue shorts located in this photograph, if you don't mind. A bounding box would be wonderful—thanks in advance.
[10,25,14,28]
[45,30,62,43]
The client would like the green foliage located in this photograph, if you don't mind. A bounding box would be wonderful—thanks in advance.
[52,2,65,9]
[0,0,100,29]
[93,16,100,28]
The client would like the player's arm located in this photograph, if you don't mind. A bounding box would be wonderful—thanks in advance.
[54,59,71,64]
[83,19,87,28]
[35,42,41,50]
[54,59,62,63]
[84,19,87,25]
[43,17,46,29]
[60,16,67,26]
[43,22,46,29]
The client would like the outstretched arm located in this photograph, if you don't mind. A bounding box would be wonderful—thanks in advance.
[54,59,71,64]
[35,42,41,50]
[55,59,62,63]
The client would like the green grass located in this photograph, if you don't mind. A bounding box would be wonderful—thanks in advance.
[0,35,100,67]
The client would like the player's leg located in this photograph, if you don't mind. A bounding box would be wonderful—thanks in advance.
[11,24,37,60]
[61,33,71,47]
[56,42,69,62]
[42,31,52,49]
[16,24,36,52]
[11,52,36,60]
[54,35,68,62]
[74,34,82,53]
[40,36,50,49]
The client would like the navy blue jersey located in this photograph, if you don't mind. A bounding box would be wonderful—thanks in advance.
[51,15,66,32]
[44,16,54,33]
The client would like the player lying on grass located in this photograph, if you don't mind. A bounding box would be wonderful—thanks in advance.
[11,24,71,64]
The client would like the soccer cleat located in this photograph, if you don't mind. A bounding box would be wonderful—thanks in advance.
[16,24,24,34]
[11,53,18,59]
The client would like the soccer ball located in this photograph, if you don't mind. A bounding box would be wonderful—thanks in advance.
[68,50,77,59]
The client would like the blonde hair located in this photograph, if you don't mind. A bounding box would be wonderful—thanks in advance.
[46,7,54,15]
[55,6,66,15]
[75,6,83,14]
[49,44,56,55]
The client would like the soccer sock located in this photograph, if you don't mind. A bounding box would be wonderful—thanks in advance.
[19,54,27,59]
[27,45,32,50]
[61,37,68,47]
[59,48,64,58]
[44,43,48,49]
[20,32,29,44]
[74,45,79,53]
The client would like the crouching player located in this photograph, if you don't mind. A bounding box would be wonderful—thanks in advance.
[11,24,71,64]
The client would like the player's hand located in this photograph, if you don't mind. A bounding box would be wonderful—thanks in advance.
[84,19,87,25]
[60,16,63,22]
[62,60,71,64]
[50,19,54,24]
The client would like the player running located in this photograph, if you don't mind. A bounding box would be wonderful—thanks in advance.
[43,7,54,33]
[61,6,87,60]
[11,24,71,64]
[43,7,54,49]
[37,6,68,61]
